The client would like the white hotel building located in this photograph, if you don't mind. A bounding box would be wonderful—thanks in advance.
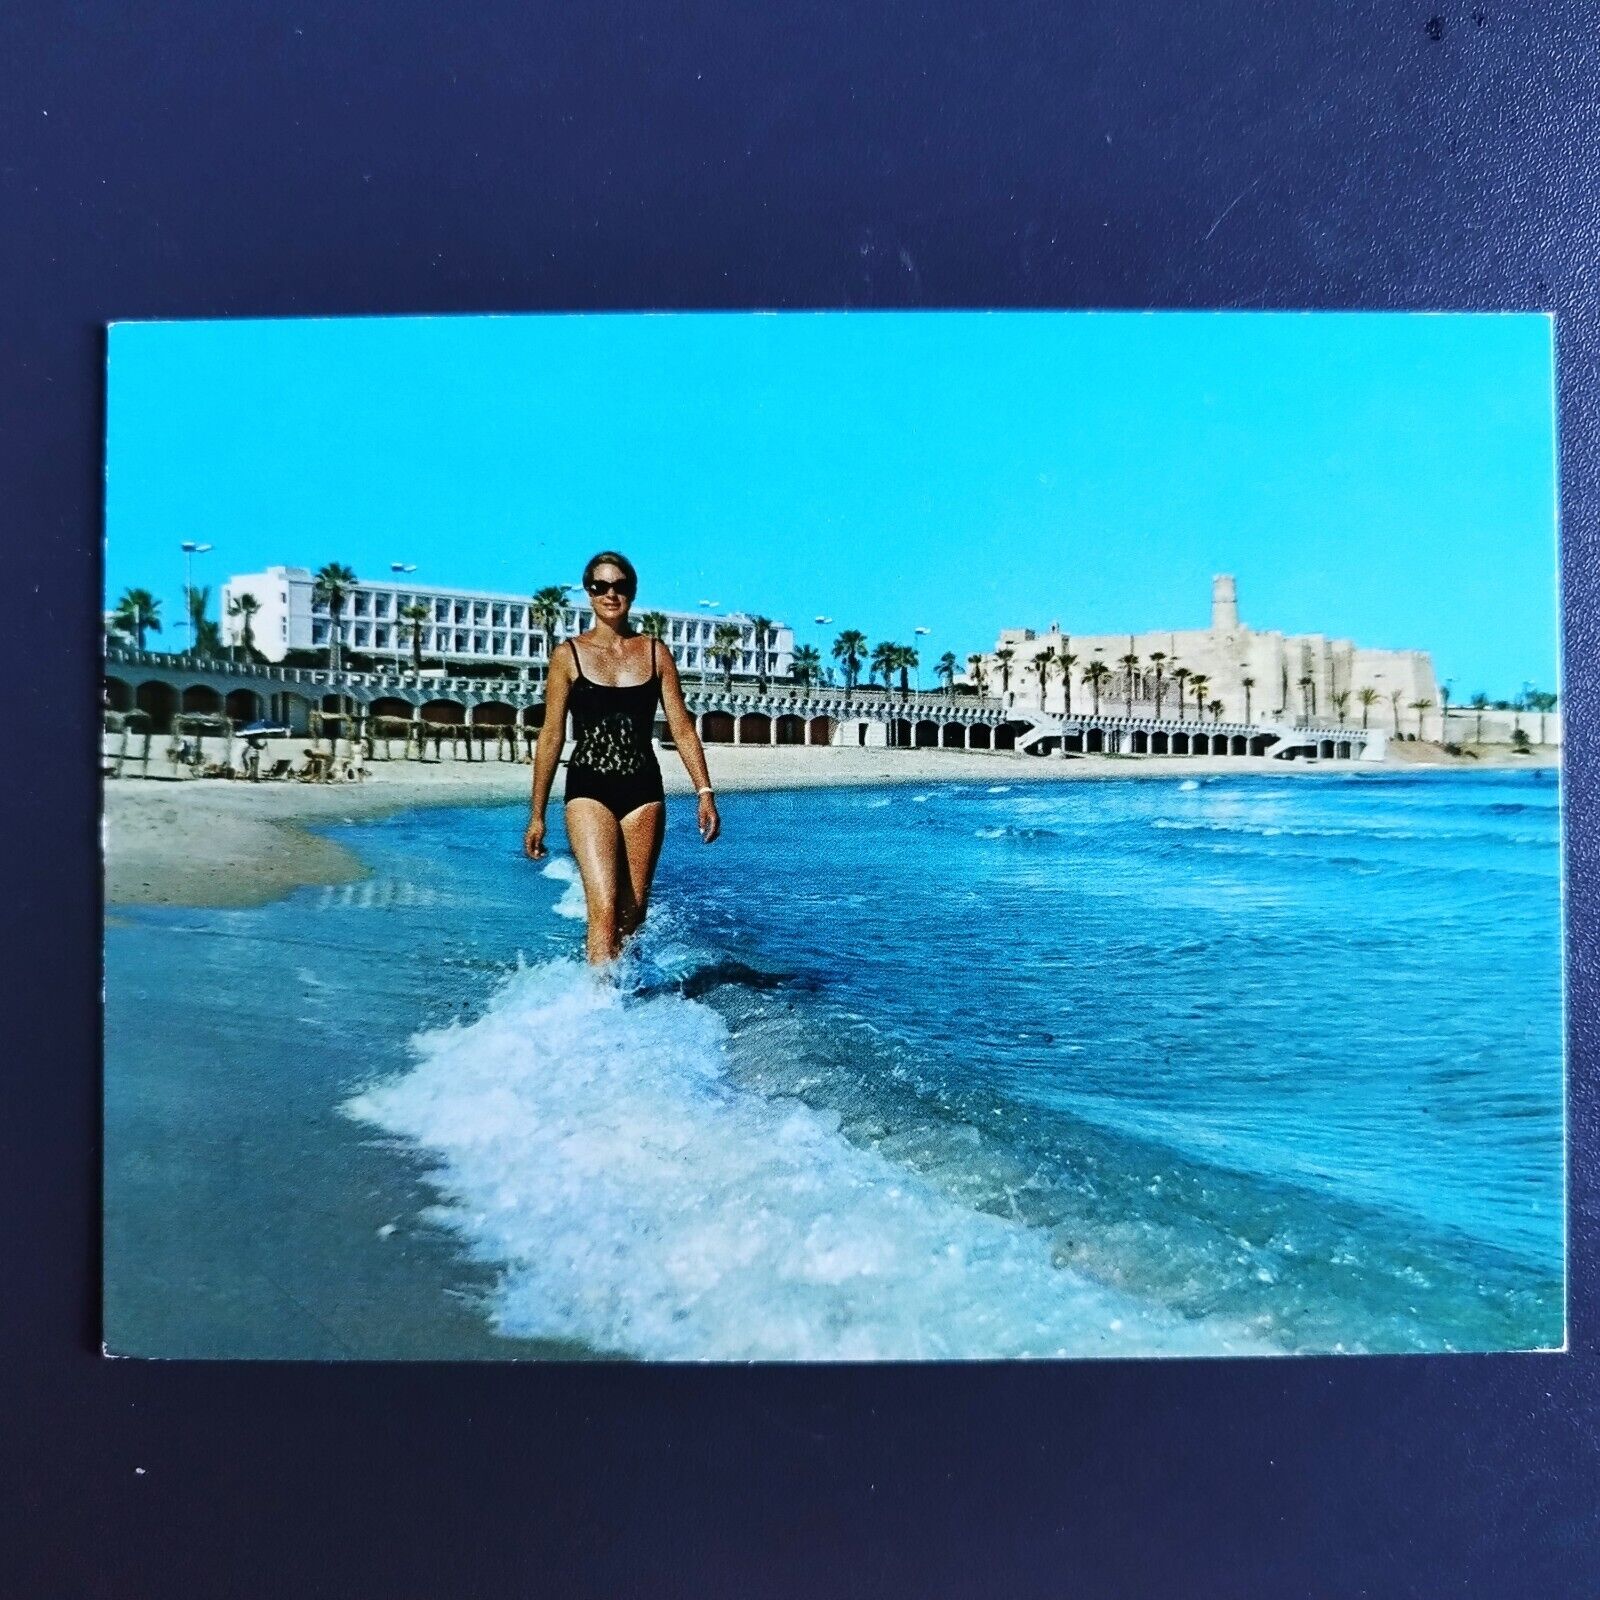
[221,566,795,681]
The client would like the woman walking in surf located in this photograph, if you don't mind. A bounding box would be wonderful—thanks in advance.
[524,551,721,963]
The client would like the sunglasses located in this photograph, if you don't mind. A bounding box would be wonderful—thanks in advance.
[585,577,635,599]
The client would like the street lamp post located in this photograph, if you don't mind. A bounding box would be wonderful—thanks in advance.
[391,563,417,675]
[180,541,213,652]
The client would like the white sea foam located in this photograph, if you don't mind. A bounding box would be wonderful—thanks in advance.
[342,960,1257,1361]
[540,855,588,920]
[1178,779,1200,791]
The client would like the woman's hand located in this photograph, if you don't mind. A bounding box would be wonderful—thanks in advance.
[698,792,721,844]
[524,814,547,859]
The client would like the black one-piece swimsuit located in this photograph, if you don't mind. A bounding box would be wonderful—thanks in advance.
[562,637,666,820]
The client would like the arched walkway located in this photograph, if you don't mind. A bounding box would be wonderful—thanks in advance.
[738,713,771,744]
[807,715,834,746]
[969,725,992,750]
[1085,727,1105,754]
[941,723,965,749]
[776,714,805,745]
[224,688,261,723]
[1131,730,1149,753]
[914,720,939,748]
[889,719,912,748]
[135,681,177,731]
[181,684,221,714]
[104,678,133,712]
[1152,730,1170,754]
[420,699,466,725]
[702,711,734,743]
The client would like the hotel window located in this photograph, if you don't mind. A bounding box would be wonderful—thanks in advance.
[434,599,450,622]
[374,626,390,648]
[454,631,468,652]
[312,621,328,643]
[491,633,505,655]
[473,632,487,653]
[511,637,524,656]
[491,604,505,625]
[353,594,370,616]
[354,626,370,647]
[671,621,682,641]
[509,605,525,628]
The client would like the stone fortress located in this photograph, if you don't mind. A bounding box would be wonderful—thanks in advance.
[974,575,1446,737]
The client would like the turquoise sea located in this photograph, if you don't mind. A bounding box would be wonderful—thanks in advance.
[104,767,1564,1359]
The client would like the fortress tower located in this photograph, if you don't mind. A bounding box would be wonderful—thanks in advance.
[1211,573,1239,633]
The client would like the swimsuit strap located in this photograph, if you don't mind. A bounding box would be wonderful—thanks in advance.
[569,639,586,681]
[650,638,658,679]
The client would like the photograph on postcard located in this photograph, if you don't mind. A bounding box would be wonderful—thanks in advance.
[102,311,1563,1359]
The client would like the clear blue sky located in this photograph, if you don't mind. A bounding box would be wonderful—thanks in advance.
[106,311,1560,699]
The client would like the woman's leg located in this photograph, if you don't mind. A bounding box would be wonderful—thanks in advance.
[616,801,666,946]
[563,798,625,964]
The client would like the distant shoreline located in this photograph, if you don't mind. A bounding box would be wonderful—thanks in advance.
[102,740,1559,912]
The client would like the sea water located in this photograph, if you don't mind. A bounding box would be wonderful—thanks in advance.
[103,768,1564,1359]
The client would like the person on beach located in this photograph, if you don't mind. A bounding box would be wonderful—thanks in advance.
[524,551,721,963]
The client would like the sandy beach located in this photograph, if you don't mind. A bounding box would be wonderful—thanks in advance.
[102,738,1558,910]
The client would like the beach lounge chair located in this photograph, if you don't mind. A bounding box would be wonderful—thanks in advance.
[265,758,294,781]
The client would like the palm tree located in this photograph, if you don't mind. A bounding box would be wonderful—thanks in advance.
[833,629,868,694]
[1208,698,1223,723]
[870,640,898,692]
[747,616,774,691]
[111,588,162,651]
[791,643,822,687]
[1469,691,1489,744]
[1083,659,1110,715]
[936,651,959,694]
[1297,673,1315,719]
[1389,687,1405,734]
[638,610,670,642]
[994,647,1016,703]
[1189,674,1209,722]
[1172,665,1190,719]
[1119,645,1139,716]
[227,592,261,661]
[185,584,215,657]
[313,562,358,676]
[1149,651,1167,718]
[967,654,989,697]
[1358,686,1380,730]
[896,644,918,695]
[1241,675,1255,724]
[400,601,429,673]
[1058,649,1078,715]
[1439,682,1452,741]
[713,622,743,689]
[1031,646,1057,711]
[1529,689,1558,744]
[530,585,569,676]
[1332,689,1350,726]
[1410,697,1434,740]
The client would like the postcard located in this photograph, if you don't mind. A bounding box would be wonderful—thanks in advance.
[102,311,1563,1359]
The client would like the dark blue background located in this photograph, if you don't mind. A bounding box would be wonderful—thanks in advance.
[5,3,1595,1594]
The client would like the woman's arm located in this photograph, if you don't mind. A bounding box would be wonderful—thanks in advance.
[524,647,574,858]
[658,648,721,843]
